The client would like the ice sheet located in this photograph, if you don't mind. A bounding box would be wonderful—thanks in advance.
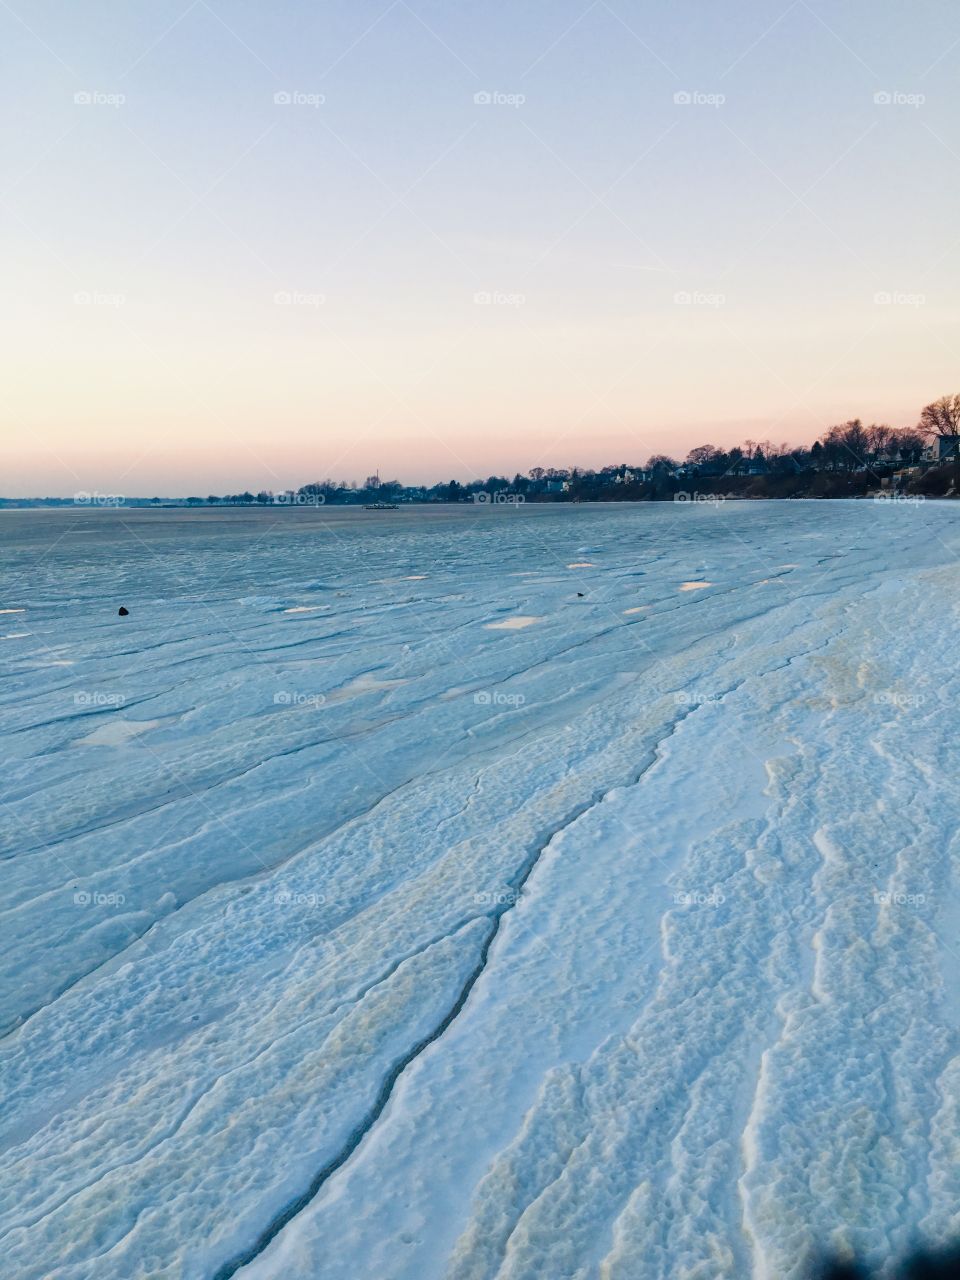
[1,500,959,1280]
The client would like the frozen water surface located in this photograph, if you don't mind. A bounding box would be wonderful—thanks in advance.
[1,501,959,1279]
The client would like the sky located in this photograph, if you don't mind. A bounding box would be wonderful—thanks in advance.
[2,0,959,496]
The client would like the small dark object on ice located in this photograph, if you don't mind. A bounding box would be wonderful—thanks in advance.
[577,592,585,597]
[118,606,129,616]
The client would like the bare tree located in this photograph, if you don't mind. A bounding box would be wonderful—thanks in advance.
[867,423,894,454]
[891,428,925,462]
[685,444,718,466]
[918,393,960,438]
[821,420,869,471]
[757,439,789,459]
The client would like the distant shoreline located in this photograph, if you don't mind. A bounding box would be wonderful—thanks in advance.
[3,489,957,511]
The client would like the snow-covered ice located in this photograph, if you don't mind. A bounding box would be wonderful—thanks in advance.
[2,500,959,1279]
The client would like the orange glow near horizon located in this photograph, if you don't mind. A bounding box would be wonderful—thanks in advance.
[3,2,958,496]
[2,312,948,495]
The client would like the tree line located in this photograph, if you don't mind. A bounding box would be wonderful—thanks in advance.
[173,393,960,505]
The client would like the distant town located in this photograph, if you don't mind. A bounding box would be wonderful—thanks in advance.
[6,394,960,508]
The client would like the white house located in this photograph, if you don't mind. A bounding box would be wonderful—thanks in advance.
[925,435,960,464]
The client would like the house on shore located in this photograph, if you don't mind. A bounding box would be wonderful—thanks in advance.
[925,435,960,464]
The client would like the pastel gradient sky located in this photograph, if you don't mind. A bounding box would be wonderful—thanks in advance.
[2,0,959,495]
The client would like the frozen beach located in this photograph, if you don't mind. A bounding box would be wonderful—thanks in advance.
[2,500,959,1279]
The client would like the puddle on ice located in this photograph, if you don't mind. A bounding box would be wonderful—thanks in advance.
[324,674,409,703]
[485,616,544,630]
[78,719,161,746]
[678,582,713,591]
[346,675,406,692]
[438,685,472,701]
